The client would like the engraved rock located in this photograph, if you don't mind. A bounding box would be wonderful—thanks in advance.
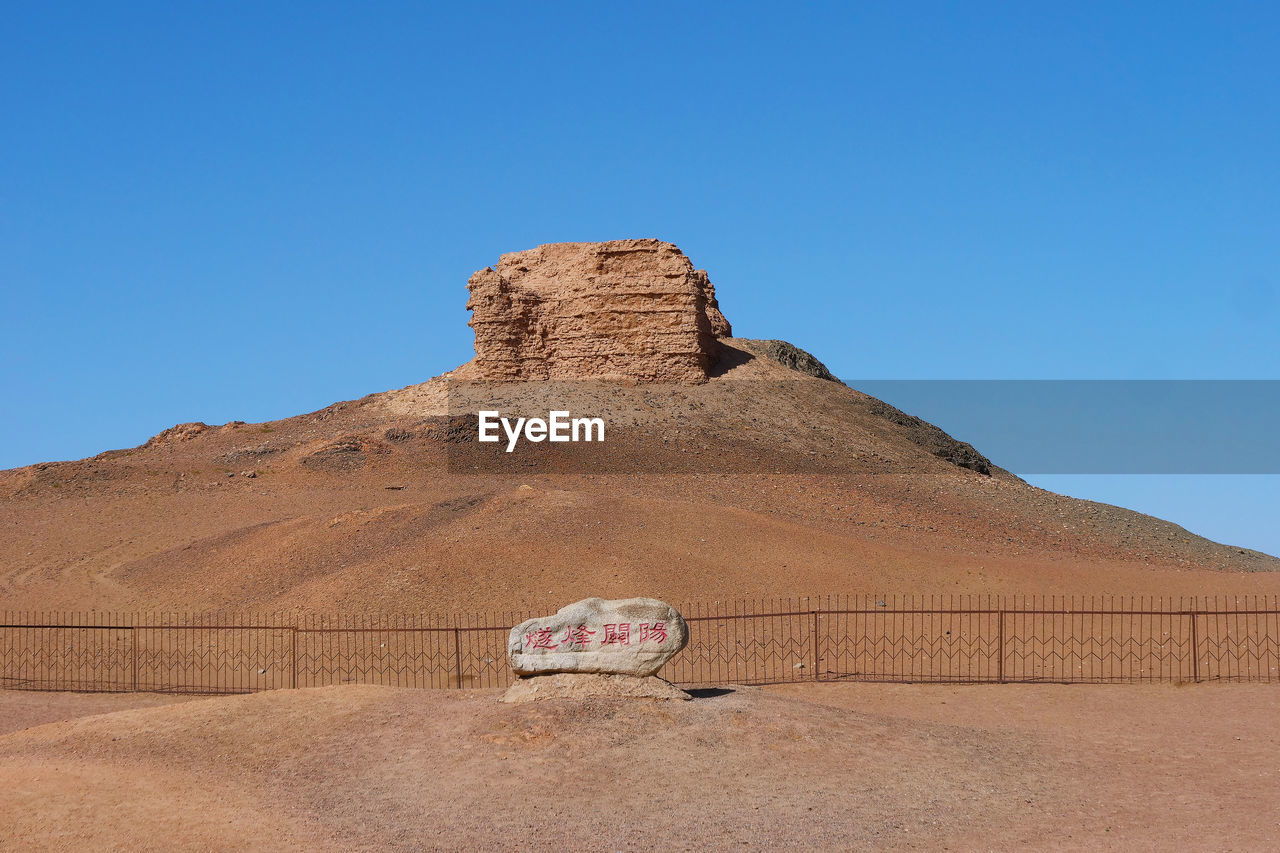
[507,596,689,677]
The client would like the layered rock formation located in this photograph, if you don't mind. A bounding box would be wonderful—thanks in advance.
[466,239,731,383]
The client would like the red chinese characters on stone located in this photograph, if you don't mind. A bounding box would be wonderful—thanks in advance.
[602,623,631,646]
[524,628,558,650]
[639,622,668,644]
[526,621,669,652]
[560,625,596,647]
[509,599,687,678]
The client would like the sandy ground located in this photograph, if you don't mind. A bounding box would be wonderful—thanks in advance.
[0,682,1276,851]
[0,691,202,737]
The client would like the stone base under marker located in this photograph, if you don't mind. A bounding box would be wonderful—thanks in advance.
[500,672,691,703]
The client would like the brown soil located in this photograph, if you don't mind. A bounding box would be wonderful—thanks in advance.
[0,691,202,737]
[1,682,1276,851]
[1,341,1275,615]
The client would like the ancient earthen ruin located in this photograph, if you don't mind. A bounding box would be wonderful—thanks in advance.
[466,239,731,383]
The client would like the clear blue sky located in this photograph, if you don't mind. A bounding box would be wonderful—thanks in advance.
[3,3,1277,555]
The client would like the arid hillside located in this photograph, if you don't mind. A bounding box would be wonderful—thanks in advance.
[1,334,1276,614]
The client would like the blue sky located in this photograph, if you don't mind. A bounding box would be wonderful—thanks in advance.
[2,3,1277,554]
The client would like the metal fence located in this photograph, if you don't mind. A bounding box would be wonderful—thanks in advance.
[3,596,1279,693]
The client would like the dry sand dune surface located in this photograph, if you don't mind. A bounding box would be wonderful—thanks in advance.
[1,340,1276,614]
[0,682,1276,851]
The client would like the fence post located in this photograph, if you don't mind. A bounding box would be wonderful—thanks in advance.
[811,609,820,682]
[997,609,1006,683]
[131,625,138,692]
[1189,610,1201,683]
[453,626,463,689]
[291,626,298,689]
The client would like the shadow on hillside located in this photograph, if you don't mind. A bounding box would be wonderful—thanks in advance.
[708,341,755,377]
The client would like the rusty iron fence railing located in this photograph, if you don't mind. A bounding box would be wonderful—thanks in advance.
[2,596,1279,694]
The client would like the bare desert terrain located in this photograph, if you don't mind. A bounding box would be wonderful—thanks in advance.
[1,681,1276,851]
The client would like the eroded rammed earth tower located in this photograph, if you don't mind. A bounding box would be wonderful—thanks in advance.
[465,239,731,383]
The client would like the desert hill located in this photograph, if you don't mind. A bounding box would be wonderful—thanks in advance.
[1,240,1276,613]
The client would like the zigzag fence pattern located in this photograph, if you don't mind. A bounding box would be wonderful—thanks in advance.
[2,596,1278,693]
